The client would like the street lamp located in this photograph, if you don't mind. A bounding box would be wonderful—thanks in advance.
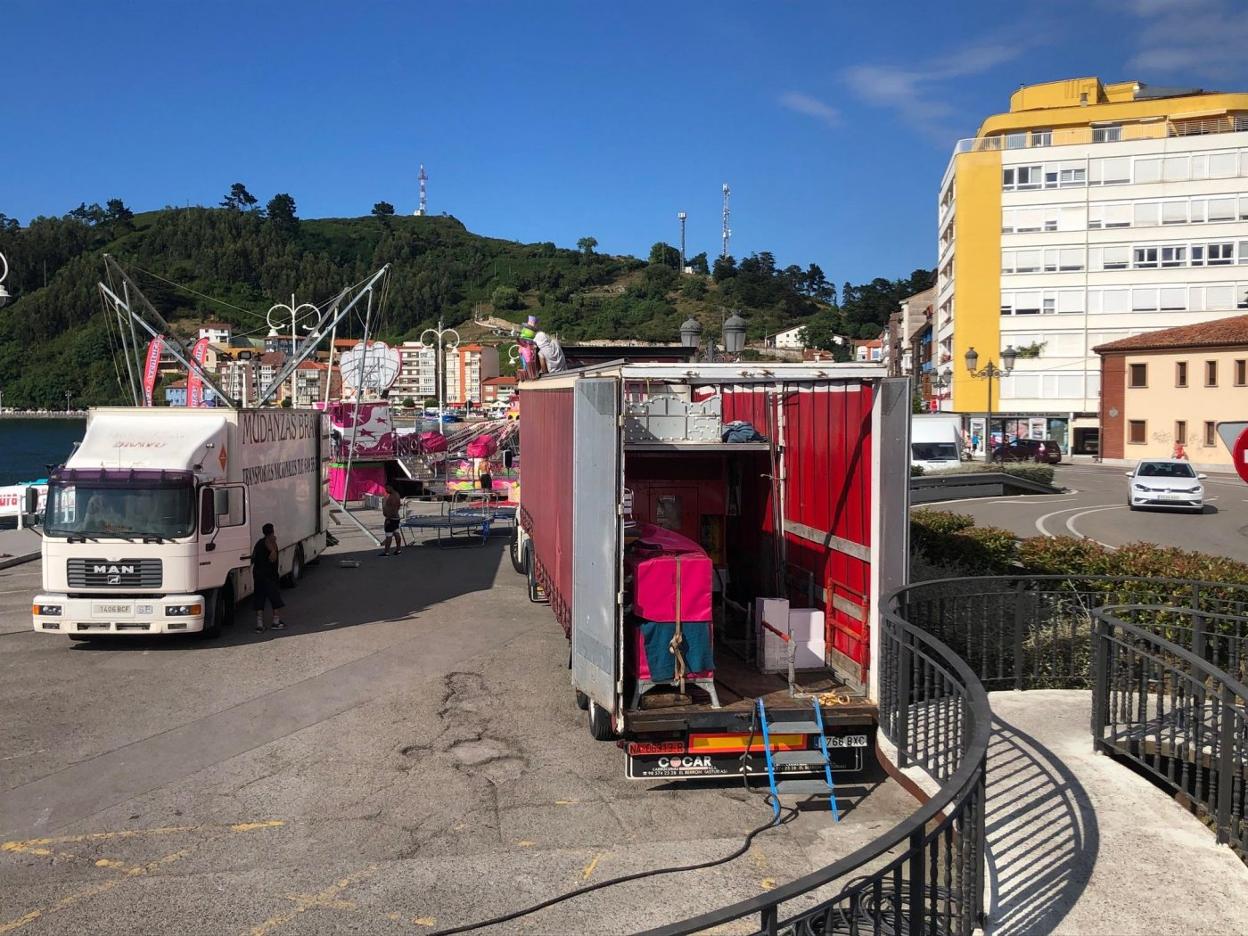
[0,252,9,309]
[679,316,703,354]
[722,311,747,357]
[965,345,1017,459]
[679,311,747,362]
[419,319,460,435]
[268,294,321,405]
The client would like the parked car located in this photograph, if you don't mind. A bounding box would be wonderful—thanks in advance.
[990,438,1062,464]
[1126,459,1206,512]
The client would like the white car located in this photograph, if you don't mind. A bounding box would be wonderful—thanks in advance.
[1126,459,1206,512]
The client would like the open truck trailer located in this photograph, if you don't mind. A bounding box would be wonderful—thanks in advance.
[513,362,910,781]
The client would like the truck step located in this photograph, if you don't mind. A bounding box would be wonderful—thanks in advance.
[770,750,829,767]
[774,778,835,796]
[767,721,822,735]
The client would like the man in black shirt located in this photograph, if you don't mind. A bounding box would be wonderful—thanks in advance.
[252,522,286,632]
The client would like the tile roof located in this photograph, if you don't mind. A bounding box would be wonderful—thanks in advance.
[1093,314,1248,353]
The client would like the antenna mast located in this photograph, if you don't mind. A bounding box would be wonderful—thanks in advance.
[721,183,731,258]
[677,211,687,271]
[415,164,428,216]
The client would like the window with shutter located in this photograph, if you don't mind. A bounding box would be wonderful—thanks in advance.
[1134,158,1162,183]
[1161,201,1187,224]
[1134,203,1160,226]
[1163,156,1189,181]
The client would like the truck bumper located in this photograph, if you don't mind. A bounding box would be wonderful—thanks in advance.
[32,594,207,636]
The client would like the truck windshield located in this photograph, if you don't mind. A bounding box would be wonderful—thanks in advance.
[44,482,196,539]
[912,442,960,461]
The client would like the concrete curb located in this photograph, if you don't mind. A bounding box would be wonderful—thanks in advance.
[0,551,40,570]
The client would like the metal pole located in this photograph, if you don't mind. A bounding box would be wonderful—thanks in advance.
[987,368,994,460]
[438,320,445,435]
[290,292,297,405]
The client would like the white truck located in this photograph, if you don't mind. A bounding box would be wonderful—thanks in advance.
[33,407,327,638]
[910,414,965,474]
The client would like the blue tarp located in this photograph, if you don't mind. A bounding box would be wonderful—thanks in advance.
[636,619,713,680]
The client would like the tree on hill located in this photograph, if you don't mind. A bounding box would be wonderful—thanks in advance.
[266,194,298,234]
[712,255,736,282]
[105,199,134,227]
[221,183,258,211]
[648,242,680,269]
[372,201,395,217]
[492,285,523,311]
[799,314,852,359]
[577,236,597,256]
[687,252,709,275]
[67,202,106,225]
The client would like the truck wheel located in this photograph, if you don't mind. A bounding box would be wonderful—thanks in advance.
[587,699,614,740]
[526,546,546,604]
[575,690,590,711]
[282,546,304,588]
[217,582,236,630]
[200,588,222,639]
[509,527,525,575]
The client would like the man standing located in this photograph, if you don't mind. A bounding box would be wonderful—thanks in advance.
[379,483,403,556]
[252,522,286,632]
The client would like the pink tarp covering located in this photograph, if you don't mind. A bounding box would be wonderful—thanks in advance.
[625,523,713,624]
[328,402,395,459]
[419,431,448,454]
[328,464,388,501]
[466,434,498,457]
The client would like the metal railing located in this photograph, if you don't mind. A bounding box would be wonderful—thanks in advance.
[1092,606,1248,854]
[647,574,1247,934]
[644,608,992,936]
[953,114,1248,155]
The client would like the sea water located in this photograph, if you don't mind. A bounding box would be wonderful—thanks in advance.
[0,418,86,484]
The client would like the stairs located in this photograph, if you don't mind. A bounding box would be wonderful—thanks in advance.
[757,698,840,823]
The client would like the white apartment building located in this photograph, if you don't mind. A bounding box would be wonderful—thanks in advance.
[938,77,1248,453]
[392,342,438,403]
[445,344,500,406]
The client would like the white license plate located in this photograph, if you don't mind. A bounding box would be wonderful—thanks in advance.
[825,734,868,748]
[1158,493,1189,501]
[92,603,133,617]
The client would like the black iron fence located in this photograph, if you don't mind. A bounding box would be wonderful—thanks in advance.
[1092,606,1248,855]
[646,575,1247,935]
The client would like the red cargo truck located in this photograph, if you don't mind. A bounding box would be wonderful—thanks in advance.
[511,362,909,780]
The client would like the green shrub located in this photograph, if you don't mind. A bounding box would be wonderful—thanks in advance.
[910,464,925,477]
[997,463,1056,486]
[910,510,1016,574]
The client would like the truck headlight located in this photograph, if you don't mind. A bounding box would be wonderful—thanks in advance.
[33,604,61,616]
[165,604,203,616]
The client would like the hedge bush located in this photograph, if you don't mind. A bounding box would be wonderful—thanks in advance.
[910,510,1018,574]
[924,463,1057,486]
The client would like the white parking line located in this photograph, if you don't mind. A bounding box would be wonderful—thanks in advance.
[1064,505,1126,550]
[1034,503,1119,538]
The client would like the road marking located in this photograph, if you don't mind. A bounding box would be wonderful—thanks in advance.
[1064,506,1126,549]
[1034,504,1118,538]
[581,852,604,880]
[246,864,380,936]
[412,918,437,928]
[1,819,283,854]
[0,848,191,933]
[912,495,1079,509]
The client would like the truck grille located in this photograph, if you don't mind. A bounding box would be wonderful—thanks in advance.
[67,559,163,588]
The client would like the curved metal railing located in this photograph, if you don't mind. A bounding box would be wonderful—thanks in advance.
[1092,605,1248,855]
[646,575,1248,935]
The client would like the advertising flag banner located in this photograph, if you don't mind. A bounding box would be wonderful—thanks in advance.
[142,338,163,406]
[187,337,211,407]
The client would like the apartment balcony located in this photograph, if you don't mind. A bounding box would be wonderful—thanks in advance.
[954,113,1248,155]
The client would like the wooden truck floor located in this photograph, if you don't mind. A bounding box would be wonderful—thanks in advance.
[625,651,876,734]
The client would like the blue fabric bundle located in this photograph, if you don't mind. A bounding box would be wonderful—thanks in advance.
[637,620,714,680]
[721,420,767,443]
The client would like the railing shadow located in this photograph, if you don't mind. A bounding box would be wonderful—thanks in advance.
[984,713,1099,936]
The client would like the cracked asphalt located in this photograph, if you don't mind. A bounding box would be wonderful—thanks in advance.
[0,513,915,935]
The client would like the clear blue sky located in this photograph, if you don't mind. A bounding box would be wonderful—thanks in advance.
[4,0,1246,283]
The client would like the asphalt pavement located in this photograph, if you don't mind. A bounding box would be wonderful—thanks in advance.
[927,463,1248,561]
[0,511,913,935]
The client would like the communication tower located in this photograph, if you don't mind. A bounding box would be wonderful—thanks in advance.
[415,164,428,216]
[721,183,731,258]
[677,211,687,271]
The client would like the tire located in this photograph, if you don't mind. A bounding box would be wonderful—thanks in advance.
[587,699,614,740]
[217,582,236,630]
[575,690,590,711]
[281,546,304,588]
[200,588,223,639]
[510,527,526,575]
[526,546,546,604]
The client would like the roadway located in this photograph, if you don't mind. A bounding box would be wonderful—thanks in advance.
[0,512,913,935]
[931,463,1248,561]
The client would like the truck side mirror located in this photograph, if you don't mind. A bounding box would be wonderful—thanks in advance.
[201,488,216,536]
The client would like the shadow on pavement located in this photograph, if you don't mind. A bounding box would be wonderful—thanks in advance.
[984,714,1100,936]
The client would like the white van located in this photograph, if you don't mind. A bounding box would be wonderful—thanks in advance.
[911,414,964,473]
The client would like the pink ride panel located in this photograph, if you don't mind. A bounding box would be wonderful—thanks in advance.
[626,524,713,624]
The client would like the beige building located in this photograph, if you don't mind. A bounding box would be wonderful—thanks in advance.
[1095,314,1248,466]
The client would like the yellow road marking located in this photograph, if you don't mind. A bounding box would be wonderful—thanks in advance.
[554,799,579,805]
[581,852,604,880]
[0,849,191,934]
[514,840,536,847]
[1,819,284,854]
[761,877,776,890]
[412,918,437,927]
[245,865,379,936]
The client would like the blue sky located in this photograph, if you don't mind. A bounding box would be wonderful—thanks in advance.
[4,0,1247,284]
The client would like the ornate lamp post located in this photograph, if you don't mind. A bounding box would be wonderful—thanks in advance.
[679,310,747,362]
[419,319,460,435]
[0,251,10,308]
[722,311,747,359]
[965,345,1017,458]
[267,295,321,405]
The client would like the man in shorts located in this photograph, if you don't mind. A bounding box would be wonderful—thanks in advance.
[252,522,286,632]
[379,484,403,556]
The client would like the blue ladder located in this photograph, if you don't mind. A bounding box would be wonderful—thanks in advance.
[756,698,841,823]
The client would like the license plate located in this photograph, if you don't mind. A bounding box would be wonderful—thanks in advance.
[1158,493,1188,501]
[825,734,868,748]
[92,602,133,617]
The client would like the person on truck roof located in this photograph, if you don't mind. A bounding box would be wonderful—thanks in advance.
[252,522,286,632]
[534,331,566,375]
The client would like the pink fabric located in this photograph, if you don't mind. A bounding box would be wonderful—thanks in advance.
[327,464,388,501]
[466,435,498,457]
[625,523,713,624]
[419,431,448,454]
[328,402,395,458]
[629,623,713,680]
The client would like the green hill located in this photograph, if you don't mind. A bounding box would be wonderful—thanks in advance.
[0,203,928,408]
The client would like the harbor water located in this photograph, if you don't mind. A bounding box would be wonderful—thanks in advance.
[0,418,86,484]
